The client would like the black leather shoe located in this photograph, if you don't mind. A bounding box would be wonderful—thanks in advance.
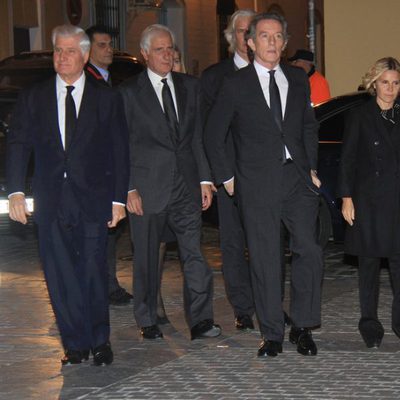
[284,311,292,327]
[235,315,255,330]
[359,318,384,348]
[140,325,163,339]
[257,340,283,357]
[61,349,89,365]
[92,342,113,366]
[289,327,317,356]
[191,319,221,340]
[109,287,133,305]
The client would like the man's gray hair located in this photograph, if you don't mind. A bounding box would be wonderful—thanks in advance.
[140,24,175,53]
[224,9,256,54]
[246,12,289,44]
[51,25,91,55]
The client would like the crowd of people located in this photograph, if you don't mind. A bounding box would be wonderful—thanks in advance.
[6,9,400,366]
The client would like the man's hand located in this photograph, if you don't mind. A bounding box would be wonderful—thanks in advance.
[201,183,215,211]
[126,190,144,216]
[107,204,126,228]
[310,170,321,188]
[224,178,234,196]
[8,193,31,225]
[342,197,355,226]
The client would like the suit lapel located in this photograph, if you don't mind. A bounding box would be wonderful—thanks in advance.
[70,78,97,150]
[46,77,64,152]
[137,71,166,122]
[171,72,187,136]
[280,64,294,122]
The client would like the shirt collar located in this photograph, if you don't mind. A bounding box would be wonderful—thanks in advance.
[90,62,109,81]
[253,60,282,76]
[147,68,173,87]
[56,71,86,92]
[233,52,249,69]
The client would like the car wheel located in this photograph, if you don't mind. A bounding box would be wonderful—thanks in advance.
[318,197,332,249]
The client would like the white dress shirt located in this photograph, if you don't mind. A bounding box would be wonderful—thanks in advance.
[233,52,249,70]
[56,72,85,149]
[147,68,179,120]
[253,60,292,159]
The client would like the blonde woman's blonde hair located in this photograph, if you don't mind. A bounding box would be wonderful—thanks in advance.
[362,57,400,95]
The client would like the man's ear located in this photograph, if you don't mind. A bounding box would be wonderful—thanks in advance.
[140,48,148,62]
[247,38,256,53]
[282,40,288,51]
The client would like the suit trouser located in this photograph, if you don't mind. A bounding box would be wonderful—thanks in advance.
[130,173,214,329]
[240,163,323,342]
[106,222,126,294]
[358,254,400,329]
[37,181,110,351]
[217,186,254,317]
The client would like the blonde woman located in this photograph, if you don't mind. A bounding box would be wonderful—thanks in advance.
[337,57,400,348]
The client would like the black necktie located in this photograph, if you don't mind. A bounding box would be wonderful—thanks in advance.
[65,85,77,151]
[268,70,282,131]
[161,78,179,144]
[269,70,286,162]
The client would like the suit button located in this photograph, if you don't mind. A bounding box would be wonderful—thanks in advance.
[375,171,380,176]
[374,140,380,145]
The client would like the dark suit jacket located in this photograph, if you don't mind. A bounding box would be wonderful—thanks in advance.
[201,58,236,120]
[337,97,400,257]
[7,75,129,225]
[119,70,211,214]
[204,63,319,208]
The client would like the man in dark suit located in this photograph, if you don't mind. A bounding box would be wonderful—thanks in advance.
[200,9,256,331]
[119,24,221,340]
[204,13,323,357]
[7,25,128,366]
[85,25,133,306]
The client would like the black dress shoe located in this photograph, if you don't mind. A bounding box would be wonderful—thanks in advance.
[257,340,283,357]
[140,325,163,339]
[284,311,292,327]
[289,327,317,356]
[109,287,133,305]
[92,342,113,366]
[61,349,89,365]
[191,319,221,340]
[359,318,384,348]
[235,315,255,330]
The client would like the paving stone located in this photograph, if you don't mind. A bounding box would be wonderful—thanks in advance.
[1,227,400,399]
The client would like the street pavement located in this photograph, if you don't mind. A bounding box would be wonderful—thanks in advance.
[0,219,399,400]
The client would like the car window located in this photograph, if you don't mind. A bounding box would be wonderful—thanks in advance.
[319,111,346,143]
[0,67,55,89]
[109,60,144,86]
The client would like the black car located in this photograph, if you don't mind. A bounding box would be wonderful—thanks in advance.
[0,50,144,219]
[0,50,144,88]
[315,91,370,247]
